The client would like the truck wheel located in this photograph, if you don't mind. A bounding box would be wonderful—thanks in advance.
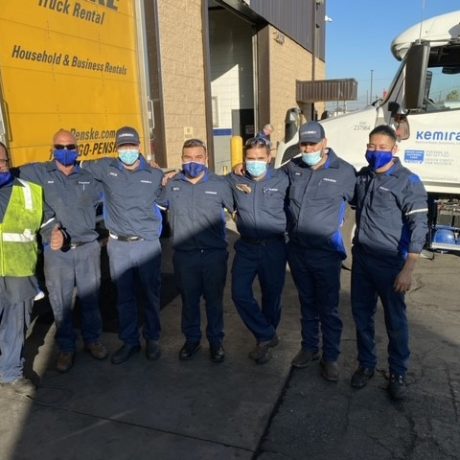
[342,208,356,271]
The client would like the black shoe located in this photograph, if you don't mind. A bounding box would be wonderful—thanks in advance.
[179,341,201,361]
[111,344,140,365]
[320,359,339,382]
[210,344,225,363]
[248,335,278,364]
[145,340,161,361]
[350,366,374,389]
[388,373,407,401]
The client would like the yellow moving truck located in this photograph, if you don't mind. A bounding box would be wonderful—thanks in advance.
[0,0,153,166]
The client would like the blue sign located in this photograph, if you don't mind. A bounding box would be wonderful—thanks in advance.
[404,150,424,164]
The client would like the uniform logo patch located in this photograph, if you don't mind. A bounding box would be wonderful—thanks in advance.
[235,184,252,194]
[140,180,152,184]
[109,172,118,177]
[322,178,337,183]
[205,190,217,195]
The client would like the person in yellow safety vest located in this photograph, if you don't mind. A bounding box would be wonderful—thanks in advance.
[0,142,63,396]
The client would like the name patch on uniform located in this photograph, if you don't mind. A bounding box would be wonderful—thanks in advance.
[379,186,390,191]
[322,178,337,183]
[109,172,118,177]
[265,187,278,192]
[78,181,90,185]
[140,180,152,184]
[47,180,54,184]
[205,191,217,195]
[172,186,180,191]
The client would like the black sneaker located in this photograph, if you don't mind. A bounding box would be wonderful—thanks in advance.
[145,340,161,361]
[388,373,407,401]
[350,367,374,389]
[179,341,201,361]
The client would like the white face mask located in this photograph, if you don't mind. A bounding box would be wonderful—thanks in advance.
[302,150,322,166]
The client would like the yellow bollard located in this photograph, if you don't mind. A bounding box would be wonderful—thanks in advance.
[231,135,243,168]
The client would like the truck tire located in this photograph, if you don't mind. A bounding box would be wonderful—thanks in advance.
[342,207,356,271]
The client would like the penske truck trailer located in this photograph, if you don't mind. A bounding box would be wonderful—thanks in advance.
[276,10,460,255]
[0,0,154,166]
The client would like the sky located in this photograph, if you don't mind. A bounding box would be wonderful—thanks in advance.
[325,0,460,111]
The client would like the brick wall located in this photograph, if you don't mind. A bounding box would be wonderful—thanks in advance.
[268,25,326,148]
[157,1,208,168]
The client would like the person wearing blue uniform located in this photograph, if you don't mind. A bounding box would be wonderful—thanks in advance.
[286,121,356,382]
[0,142,62,395]
[159,139,234,363]
[350,125,428,400]
[228,137,289,364]
[82,127,164,365]
[20,130,107,373]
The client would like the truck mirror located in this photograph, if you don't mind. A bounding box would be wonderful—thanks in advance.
[405,42,430,110]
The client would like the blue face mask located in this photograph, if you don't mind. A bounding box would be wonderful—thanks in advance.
[54,149,79,166]
[0,172,13,187]
[119,150,140,166]
[183,162,207,178]
[365,150,393,171]
[245,160,268,177]
[302,150,322,166]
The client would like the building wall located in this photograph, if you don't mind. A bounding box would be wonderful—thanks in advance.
[157,0,208,168]
[267,24,325,149]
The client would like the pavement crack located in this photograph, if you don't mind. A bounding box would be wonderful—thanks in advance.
[445,364,460,423]
[31,400,254,454]
[251,366,294,459]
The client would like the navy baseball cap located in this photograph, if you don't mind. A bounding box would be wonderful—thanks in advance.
[299,121,325,143]
[115,126,140,147]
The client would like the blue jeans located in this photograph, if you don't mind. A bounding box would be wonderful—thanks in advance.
[173,248,228,346]
[288,243,343,361]
[231,238,286,342]
[351,246,409,376]
[0,299,32,383]
[108,238,162,346]
[44,240,102,352]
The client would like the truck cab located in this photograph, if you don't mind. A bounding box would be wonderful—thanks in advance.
[276,10,460,253]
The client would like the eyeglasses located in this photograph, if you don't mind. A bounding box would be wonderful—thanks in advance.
[54,144,77,150]
[245,137,268,147]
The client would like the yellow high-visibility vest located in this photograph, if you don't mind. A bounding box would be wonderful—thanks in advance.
[0,179,43,276]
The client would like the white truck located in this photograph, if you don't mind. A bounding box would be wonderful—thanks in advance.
[276,10,460,255]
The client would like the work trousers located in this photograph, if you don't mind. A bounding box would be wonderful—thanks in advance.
[288,243,343,361]
[173,248,228,346]
[231,238,287,342]
[0,299,32,383]
[107,238,162,346]
[351,246,409,376]
[44,240,102,352]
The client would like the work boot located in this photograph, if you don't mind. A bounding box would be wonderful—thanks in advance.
[85,342,108,360]
[350,367,374,389]
[291,348,320,368]
[110,344,141,365]
[1,378,36,397]
[56,351,75,373]
[248,335,279,365]
[388,373,407,401]
[320,359,339,382]
[145,340,161,361]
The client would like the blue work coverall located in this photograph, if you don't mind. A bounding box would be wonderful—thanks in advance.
[20,162,103,353]
[285,149,356,362]
[82,157,164,347]
[351,159,428,377]
[228,168,289,343]
[159,171,234,346]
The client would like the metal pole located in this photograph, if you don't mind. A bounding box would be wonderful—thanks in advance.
[370,69,374,104]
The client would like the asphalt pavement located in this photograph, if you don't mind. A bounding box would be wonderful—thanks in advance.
[1,227,459,460]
